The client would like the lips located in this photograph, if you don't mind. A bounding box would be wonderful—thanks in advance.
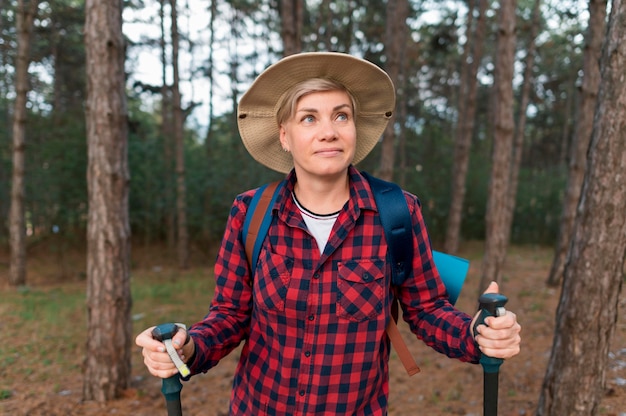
[315,148,343,156]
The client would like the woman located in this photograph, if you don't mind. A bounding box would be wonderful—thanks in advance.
[136,52,521,415]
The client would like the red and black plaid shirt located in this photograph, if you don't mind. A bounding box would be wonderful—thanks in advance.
[188,166,480,415]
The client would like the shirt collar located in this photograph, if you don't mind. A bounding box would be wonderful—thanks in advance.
[276,165,378,216]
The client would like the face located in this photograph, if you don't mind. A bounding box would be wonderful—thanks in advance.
[279,90,357,180]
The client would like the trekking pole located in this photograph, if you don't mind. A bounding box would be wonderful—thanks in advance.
[473,293,508,416]
[151,323,191,416]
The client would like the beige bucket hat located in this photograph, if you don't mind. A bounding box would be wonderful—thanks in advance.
[237,52,396,174]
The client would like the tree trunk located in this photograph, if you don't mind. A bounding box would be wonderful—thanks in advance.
[444,0,488,254]
[280,0,303,56]
[83,0,132,402]
[536,1,626,412]
[546,0,606,287]
[159,0,176,253]
[378,0,408,182]
[480,0,517,292]
[503,0,541,246]
[205,0,217,148]
[171,0,189,269]
[9,0,38,287]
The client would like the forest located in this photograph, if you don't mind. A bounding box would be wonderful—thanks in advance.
[1,0,625,415]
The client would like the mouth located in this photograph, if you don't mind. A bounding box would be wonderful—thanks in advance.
[315,148,343,157]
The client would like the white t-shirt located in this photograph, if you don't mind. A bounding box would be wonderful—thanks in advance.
[292,193,340,254]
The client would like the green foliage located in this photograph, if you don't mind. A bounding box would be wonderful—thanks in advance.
[512,166,566,244]
[0,0,590,251]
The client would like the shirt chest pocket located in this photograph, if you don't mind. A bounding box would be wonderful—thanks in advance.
[253,252,293,312]
[336,259,386,322]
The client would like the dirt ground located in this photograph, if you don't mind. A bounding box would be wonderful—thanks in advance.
[1,244,625,415]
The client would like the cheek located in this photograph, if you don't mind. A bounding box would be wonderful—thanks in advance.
[346,127,358,149]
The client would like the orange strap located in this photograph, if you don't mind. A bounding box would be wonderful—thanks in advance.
[244,181,281,267]
[386,316,421,376]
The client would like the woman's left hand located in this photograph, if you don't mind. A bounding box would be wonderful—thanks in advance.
[471,282,522,360]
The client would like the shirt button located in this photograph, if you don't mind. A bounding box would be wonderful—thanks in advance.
[299,390,305,396]
[308,315,315,321]
[313,273,320,279]
[304,351,311,357]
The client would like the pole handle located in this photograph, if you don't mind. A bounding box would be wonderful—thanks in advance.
[152,323,185,416]
[473,293,508,373]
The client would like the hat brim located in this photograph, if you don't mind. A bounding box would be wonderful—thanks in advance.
[237,52,396,174]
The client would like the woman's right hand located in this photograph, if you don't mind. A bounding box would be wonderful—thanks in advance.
[135,326,192,378]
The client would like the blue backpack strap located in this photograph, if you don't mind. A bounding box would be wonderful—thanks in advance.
[362,172,468,305]
[361,172,413,287]
[242,181,284,272]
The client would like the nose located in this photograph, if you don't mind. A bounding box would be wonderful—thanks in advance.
[318,118,338,141]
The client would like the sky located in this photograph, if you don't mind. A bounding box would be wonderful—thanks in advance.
[123,0,228,137]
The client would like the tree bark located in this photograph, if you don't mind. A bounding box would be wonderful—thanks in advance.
[280,0,303,56]
[546,0,606,287]
[83,0,132,402]
[503,0,541,246]
[536,1,626,413]
[444,0,488,254]
[171,0,189,269]
[159,0,176,253]
[480,0,517,292]
[378,0,408,181]
[9,0,38,287]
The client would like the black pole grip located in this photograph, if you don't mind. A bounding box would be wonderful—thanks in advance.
[152,323,184,416]
[474,293,508,416]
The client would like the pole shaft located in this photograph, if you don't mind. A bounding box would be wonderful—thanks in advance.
[483,371,499,416]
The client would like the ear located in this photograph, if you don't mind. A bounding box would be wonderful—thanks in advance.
[279,125,289,152]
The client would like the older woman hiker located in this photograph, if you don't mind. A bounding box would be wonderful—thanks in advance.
[135,52,521,415]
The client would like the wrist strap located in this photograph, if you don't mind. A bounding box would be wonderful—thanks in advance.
[164,323,191,378]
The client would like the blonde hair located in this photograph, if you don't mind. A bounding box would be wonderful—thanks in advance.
[276,78,358,126]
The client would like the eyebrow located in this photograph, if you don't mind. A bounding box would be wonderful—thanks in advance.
[296,103,352,113]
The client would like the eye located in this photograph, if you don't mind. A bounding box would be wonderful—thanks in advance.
[302,114,315,123]
[336,112,349,122]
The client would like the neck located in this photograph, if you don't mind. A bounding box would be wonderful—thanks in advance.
[293,175,350,215]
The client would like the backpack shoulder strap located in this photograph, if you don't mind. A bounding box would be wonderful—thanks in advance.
[242,181,283,270]
[361,172,413,286]
[361,172,420,376]
[363,172,469,305]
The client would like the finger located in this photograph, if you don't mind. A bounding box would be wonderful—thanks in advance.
[143,353,180,378]
[172,327,188,349]
[475,320,521,359]
[484,310,519,330]
[142,348,181,376]
[482,281,499,294]
[135,326,166,352]
[479,343,520,359]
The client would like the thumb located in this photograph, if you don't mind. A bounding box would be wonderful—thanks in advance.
[172,326,189,349]
[483,281,499,294]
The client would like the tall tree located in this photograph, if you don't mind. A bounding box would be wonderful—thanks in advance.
[204,0,217,147]
[160,0,176,252]
[536,0,626,412]
[444,0,489,254]
[9,0,38,287]
[171,0,189,269]
[546,0,607,287]
[378,0,409,181]
[280,0,303,56]
[480,0,517,291]
[83,0,132,401]
[503,0,542,247]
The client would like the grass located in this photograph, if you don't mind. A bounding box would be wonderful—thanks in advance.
[0,264,216,407]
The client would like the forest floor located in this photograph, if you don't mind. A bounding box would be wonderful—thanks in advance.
[0,242,625,416]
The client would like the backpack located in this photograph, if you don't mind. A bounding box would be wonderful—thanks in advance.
[242,173,470,376]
